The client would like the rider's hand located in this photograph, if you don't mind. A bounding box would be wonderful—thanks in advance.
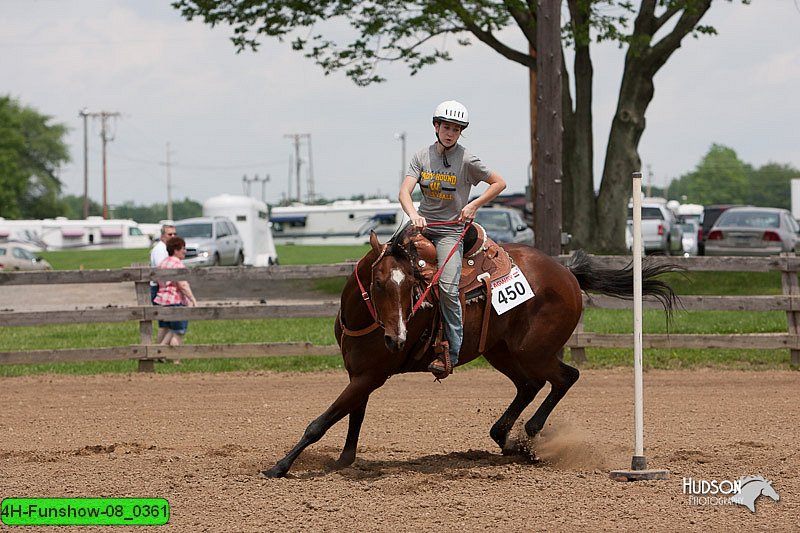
[411,216,427,229]
[460,203,477,223]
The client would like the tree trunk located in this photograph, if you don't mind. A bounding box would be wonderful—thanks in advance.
[593,1,713,253]
[595,65,653,252]
[561,0,595,251]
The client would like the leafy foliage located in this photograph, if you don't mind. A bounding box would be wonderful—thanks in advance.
[0,96,70,218]
[172,0,524,85]
[112,198,202,223]
[667,144,800,208]
[172,1,746,253]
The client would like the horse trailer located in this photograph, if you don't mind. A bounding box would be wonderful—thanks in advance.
[202,194,279,266]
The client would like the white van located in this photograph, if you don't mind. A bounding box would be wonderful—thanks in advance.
[202,194,278,266]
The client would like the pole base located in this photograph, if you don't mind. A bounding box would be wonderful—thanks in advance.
[609,469,670,482]
[609,455,669,481]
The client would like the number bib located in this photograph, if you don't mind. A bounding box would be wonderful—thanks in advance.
[490,266,535,315]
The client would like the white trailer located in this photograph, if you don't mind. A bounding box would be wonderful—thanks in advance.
[202,194,278,266]
[792,178,800,221]
[270,199,407,245]
[0,217,151,250]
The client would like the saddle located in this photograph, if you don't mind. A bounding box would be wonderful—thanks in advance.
[409,223,513,300]
[406,223,513,357]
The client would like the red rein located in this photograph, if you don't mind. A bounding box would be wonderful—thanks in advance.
[411,220,472,314]
[354,220,472,323]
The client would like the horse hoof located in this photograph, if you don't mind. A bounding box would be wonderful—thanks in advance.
[259,467,286,479]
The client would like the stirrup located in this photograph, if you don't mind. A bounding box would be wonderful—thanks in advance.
[428,357,451,379]
[429,341,453,379]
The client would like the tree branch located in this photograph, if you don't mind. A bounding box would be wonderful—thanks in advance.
[449,3,535,68]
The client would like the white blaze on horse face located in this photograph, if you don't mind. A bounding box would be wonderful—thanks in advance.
[391,268,407,342]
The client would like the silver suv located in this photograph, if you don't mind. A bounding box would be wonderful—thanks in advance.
[173,217,245,266]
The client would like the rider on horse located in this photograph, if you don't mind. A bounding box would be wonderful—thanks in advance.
[398,100,507,378]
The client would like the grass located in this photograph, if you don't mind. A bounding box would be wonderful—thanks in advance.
[3,247,797,376]
[39,244,371,270]
[40,248,152,270]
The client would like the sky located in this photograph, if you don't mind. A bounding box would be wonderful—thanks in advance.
[2,0,799,211]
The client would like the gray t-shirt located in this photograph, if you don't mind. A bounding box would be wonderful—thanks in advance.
[407,143,491,222]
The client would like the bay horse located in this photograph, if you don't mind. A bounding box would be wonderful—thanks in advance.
[261,226,678,478]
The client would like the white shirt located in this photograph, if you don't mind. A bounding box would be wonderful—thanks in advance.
[149,240,169,286]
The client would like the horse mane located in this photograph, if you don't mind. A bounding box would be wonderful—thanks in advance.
[387,223,416,262]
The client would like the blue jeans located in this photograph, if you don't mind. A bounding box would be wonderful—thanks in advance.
[158,304,188,335]
[424,226,464,365]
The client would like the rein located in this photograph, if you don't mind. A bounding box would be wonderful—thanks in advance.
[411,220,472,315]
[345,220,471,337]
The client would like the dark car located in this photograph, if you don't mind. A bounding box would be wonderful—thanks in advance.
[698,204,744,255]
[474,207,534,245]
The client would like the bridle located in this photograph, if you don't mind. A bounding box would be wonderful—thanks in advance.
[344,221,472,337]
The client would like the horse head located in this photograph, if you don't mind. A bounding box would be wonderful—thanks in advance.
[368,230,419,353]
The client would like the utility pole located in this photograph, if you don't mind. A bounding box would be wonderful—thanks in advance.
[284,133,311,202]
[79,108,90,218]
[534,0,562,256]
[395,132,407,187]
[306,136,315,203]
[166,143,173,221]
[158,142,176,221]
[88,111,122,219]
[243,174,270,203]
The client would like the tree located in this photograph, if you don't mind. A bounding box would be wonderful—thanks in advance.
[62,194,103,219]
[172,0,741,252]
[667,145,800,208]
[112,198,202,223]
[667,144,749,205]
[747,162,799,210]
[0,96,70,219]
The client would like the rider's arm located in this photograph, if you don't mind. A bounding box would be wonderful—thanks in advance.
[460,171,507,221]
[399,175,426,228]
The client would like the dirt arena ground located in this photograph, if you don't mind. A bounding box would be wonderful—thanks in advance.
[1,368,797,531]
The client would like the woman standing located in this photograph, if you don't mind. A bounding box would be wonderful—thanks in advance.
[154,236,197,346]
[398,100,506,378]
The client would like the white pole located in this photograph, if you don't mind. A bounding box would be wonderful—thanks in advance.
[631,172,645,467]
[609,174,668,481]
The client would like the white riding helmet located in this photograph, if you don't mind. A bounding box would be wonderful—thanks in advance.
[432,100,469,129]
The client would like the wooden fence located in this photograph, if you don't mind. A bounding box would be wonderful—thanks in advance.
[0,255,798,370]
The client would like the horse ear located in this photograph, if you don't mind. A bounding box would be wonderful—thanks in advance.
[369,230,381,253]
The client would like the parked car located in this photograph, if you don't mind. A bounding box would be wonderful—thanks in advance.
[680,220,700,256]
[627,202,683,255]
[704,207,800,256]
[475,206,534,245]
[0,243,52,271]
[698,204,744,255]
[173,216,245,266]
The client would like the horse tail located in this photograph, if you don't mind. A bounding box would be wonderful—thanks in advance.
[565,249,681,318]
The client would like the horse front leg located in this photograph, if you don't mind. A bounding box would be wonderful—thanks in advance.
[261,375,385,478]
[335,399,368,469]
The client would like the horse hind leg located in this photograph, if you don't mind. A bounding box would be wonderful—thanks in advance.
[524,361,580,438]
[484,346,546,454]
[489,377,546,455]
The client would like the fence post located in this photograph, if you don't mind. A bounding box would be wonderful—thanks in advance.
[780,253,800,367]
[134,281,155,372]
[570,310,587,364]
